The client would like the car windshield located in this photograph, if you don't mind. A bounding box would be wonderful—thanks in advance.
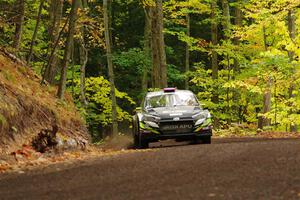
[145,92,199,108]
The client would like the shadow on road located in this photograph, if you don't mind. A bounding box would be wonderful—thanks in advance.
[140,137,300,150]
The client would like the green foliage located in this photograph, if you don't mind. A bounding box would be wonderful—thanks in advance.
[68,72,135,137]
[2,0,300,136]
[113,48,151,100]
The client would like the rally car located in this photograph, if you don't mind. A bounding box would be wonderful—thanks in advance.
[132,88,212,148]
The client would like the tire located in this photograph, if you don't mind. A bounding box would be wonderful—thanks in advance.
[192,136,211,144]
[133,134,139,147]
[132,116,139,148]
[132,116,149,149]
[192,137,201,144]
[138,136,149,149]
[202,136,211,144]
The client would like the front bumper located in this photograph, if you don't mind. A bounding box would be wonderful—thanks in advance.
[140,129,212,142]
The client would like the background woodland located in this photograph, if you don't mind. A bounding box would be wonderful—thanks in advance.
[1,0,300,140]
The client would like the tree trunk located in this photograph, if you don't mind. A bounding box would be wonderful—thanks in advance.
[27,0,45,63]
[288,10,297,132]
[258,25,272,129]
[104,0,118,136]
[57,0,78,100]
[42,14,68,85]
[185,13,190,90]
[211,0,218,104]
[78,0,88,106]
[150,0,167,88]
[157,0,167,88]
[233,2,242,75]
[222,0,232,125]
[142,7,151,92]
[221,0,230,38]
[44,0,63,84]
[13,0,25,50]
[233,2,243,123]
[79,41,88,106]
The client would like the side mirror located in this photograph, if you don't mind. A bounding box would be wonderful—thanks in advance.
[200,103,208,109]
[134,107,142,114]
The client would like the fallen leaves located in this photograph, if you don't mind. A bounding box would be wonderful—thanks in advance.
[0,144,153,174]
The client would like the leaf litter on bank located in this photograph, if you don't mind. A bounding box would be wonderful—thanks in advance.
[0,137,152,174]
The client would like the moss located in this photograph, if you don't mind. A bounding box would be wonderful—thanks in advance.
[17,66,27,75]
[0,113,7,127]
[2,70,16,83]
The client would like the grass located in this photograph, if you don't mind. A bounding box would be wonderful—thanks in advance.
[214,124,257,138]
[0,52,87,143]
[0,113,7,128]
[1,70,16,83]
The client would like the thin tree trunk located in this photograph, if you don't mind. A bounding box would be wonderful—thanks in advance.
[258,25,271,129]
[104,0,118,136]
[79,41,88,106]
[185,13,190,90]
[27,0,45,63]
[157,0,167,88]
[221,0,230,38]
[13,0,25,50]
[262,78,272,127]
[44,0,63,84]
[142,7,151,92]
[233,2,242,122]
[222,0,232,125]
[57,0,78,99]
[70,39,75,96]
[150,4,159,88]
[288,10,297,132]
[78,0,88,106]
[233,2,242,75]
[42,14,69,85]
[211,0,218,104]
[150,0,167,88]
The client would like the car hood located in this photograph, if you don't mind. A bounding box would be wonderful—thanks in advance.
[148,106,201,119]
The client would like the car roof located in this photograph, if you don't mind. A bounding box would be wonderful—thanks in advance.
[146,89,194,98]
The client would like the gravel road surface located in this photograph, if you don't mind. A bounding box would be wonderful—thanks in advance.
[0,138,299,200]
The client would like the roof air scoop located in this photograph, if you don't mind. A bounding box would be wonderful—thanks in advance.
[163,88,176,93]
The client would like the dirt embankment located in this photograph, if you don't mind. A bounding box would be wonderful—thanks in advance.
[0,49,90,155]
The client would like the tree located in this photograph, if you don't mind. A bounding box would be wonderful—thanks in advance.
[233,1,242,75]
[44,0,63,84]
[13,0,25,50]
[149,0,167,88]
[103,0,118,136]
[185,13,190,89]
[57,0,79,100]
[287,9,297,132]
[142,6,152,92]
[211,0,218,104]
[27,0,45,63]
[78,0,88,106]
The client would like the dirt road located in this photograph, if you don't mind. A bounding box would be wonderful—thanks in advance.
[0,138,299,199]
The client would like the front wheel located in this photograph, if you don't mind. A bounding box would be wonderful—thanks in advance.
[202,136,211,144]
[134,133,149,149]
[193,136,211,144]
[132,118,149,149]
[138,136,149,149]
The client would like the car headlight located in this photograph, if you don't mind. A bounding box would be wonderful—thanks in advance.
[193,110,211,126]
[144,121,159,128]
[143,114,160,122]
[195,118,206,126]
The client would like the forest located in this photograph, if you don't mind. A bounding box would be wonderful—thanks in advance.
[1,0,300,141]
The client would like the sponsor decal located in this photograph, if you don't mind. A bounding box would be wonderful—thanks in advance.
[162,124,193,130]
